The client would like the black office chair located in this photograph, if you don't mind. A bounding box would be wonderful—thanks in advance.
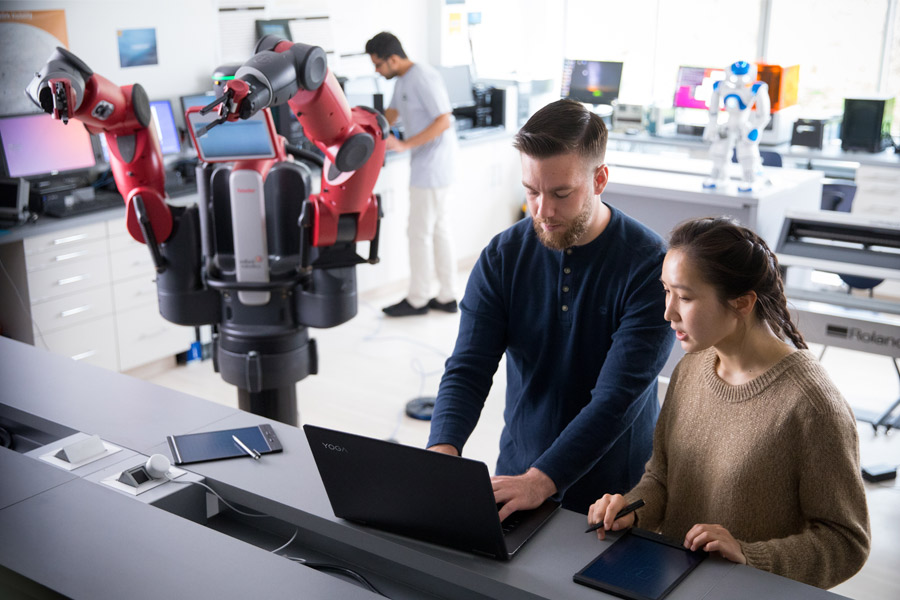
[731,149,783,167]
[820,182,884,295]
[820,182,856,212]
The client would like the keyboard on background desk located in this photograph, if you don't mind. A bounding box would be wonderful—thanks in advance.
[42,188,124,218]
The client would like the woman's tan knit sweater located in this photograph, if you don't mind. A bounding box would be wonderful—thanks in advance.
[625,348,870,589]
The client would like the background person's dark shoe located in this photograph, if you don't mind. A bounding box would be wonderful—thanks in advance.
[383,299,428,317]
[427,298,458,313]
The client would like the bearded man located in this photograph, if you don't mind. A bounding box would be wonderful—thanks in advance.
[427,99,675,516]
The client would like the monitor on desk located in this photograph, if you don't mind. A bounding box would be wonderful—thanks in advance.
[0,112,96,179]
[150,100,181,155]
[436,65,476,109]
[673,65,726,111]
[255,19,292,41]
[561,59,623,105]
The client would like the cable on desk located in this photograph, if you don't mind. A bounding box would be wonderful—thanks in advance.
[270,528,298,554]
[283,555,387,597]
[165,476,270,518]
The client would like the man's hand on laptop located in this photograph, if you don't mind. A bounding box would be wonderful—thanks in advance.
[492,468,557,522]
[427,444,459,456]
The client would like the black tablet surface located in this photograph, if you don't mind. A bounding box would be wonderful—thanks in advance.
[167,424,282,464]
[574,528,707,600]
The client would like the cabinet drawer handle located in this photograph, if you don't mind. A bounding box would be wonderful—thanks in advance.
[55,251,87,262]
[53,233,89,245]
[60,305,92,318]
[71,350,97,361]
[57,274,89,286]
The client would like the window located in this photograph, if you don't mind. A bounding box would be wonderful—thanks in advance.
[767,0,889,118]
[561,0,900,136]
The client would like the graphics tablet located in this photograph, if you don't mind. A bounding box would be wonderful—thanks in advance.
[167,424,282,464]
[574,528,706,600]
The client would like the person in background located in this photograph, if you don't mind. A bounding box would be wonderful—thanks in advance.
[428,99,674,518]
[365,31,459,317]
[587,216,870,589]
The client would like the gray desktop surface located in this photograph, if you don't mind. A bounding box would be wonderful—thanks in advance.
[0,336,849,599]
[0,447,76,510]
[0,476,378,600]
[1,337,236,455]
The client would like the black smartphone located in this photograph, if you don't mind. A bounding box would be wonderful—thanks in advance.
[167,424,282,465]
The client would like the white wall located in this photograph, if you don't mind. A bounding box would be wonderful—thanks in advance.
[1,0,219,116]
[0,0,438,120]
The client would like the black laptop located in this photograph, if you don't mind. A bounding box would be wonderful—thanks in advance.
[304,424,559,560]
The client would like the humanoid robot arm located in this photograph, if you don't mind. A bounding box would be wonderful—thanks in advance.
[703,83,724,143]
[25,47,173,249]
[746,81,771,140]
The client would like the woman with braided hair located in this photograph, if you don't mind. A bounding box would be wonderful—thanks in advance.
[586,216,870,589]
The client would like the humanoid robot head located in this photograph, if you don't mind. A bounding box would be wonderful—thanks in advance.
[726,61,757,86]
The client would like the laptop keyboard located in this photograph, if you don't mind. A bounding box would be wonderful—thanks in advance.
[497,505,526,536]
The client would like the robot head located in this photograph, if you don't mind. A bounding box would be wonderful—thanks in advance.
[726,61,757,87]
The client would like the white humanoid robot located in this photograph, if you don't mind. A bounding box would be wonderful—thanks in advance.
[702,61,770,192]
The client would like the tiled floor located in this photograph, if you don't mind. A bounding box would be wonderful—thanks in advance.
[134,279,900,600]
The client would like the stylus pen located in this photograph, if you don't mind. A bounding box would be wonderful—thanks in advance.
[584,499,645,533]
[232,435,261,460]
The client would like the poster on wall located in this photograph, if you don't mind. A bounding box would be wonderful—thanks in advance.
[0,9,68,114]
[117,28,159,68]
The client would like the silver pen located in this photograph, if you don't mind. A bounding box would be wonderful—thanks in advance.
[232,435,261,460]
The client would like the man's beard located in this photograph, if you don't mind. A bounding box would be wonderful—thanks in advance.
[532,196,594,251]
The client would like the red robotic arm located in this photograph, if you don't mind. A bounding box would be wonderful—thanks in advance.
[25,47,172,246]
[213,36,387,251]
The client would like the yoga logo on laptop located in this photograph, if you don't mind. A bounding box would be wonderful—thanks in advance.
[322,442,349,453]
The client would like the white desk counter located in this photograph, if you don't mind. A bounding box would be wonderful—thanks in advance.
[602,157,823,245]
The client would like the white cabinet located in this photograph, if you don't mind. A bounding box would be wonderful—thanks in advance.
[107,216,193,371]
[21,217,192,372]
[853,165,900,219]
[23,221,118,370]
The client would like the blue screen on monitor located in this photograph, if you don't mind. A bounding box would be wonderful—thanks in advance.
[182,93,276,160]
[150,100,180,155]
[191,119,274,160]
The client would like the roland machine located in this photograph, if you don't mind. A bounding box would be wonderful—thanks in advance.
[775,210,900,432]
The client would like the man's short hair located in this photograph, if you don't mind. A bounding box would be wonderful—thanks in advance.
[513,99,608,165]
[365,32,408,60]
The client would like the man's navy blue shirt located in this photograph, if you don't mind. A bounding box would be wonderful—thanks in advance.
[428,204,675,513]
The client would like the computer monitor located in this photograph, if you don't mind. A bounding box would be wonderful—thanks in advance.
[0,112,96,179]
[673,66,726,110]
[561,59,623,105]
[181,93,279,161]
[255,19,292,41]
[150,100,181,155]
[436,65,476,109]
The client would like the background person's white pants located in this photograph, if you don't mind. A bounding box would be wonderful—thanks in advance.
[407,186,457,308]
